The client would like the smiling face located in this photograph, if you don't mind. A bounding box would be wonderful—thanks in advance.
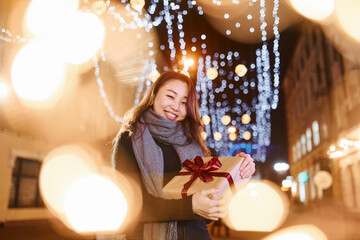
[152,79,189,122]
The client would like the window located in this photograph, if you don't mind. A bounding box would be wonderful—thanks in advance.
[8,157,44,208]
[313,121,320,146]
[306,128,312,152]
[301,134,306,155]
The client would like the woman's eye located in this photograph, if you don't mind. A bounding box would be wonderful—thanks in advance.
[182,101,187,105]
[167,95,174,99]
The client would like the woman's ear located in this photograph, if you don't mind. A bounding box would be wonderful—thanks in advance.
[149,98,154,106]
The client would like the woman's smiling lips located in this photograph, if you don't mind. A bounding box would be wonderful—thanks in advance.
[164,110,178,121]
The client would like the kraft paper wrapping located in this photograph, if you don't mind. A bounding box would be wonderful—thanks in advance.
[162,156,246,199]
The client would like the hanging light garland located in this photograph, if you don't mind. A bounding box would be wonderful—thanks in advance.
[1,0,281,162]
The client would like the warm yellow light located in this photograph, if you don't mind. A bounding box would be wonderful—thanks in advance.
[130,0,145,11]
[214,132,222,141]
[228,126,236,133]
[201,131,207,140]
[221,115,231,125]
[91,0,107,15]
[223,180,289,232]
[243,131,251,140]
[281,186,290,191]
[0,81,10,99]
[184,58,195,67]
[149,70,160,83]
[11,41,66,107]
[25,0,79,39]
[202,115,211,125]
[39,145,100,216]
[241,114,251,124]
[206,68,218,80]
[235,64,247,77]
[313,171,333,190]
[262,224,328,240]
[51,12,104,64]
[229,132,237,141]
[336,0,360,42]
[329,145,335,151]
[64,175,128,233]
[289,0,334,21]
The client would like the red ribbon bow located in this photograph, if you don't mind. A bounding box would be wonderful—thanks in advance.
[178,156,236,197]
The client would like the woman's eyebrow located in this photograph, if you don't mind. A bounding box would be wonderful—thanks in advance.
[166,89,188,98]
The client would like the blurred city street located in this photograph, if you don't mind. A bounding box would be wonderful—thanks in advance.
[1,199,360,240]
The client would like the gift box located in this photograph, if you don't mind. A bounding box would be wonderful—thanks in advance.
[162,156,247,199]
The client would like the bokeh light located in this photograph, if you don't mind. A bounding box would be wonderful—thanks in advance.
[201,131,207,140]
[262,224,328,240]
[0,81,10,99]
[241,114,251,124]
[235,64,247,77]
[221,115,231,125]
[229,132,237,141]
[39,145,100,216]
[130,0,145,11]
[184,58,195,67]
[25,0,79,39]
[64,174,128,233]
[288,0,334,21]
[243,131,251,140]
[202,115,211,125]
[223,180,289,232]
[228,126,237,133]
[206,67,218,80]
[149,70,160,83]
[335,0,360,42]
[91,0,107,15]
[214,132,222,141]
[51,12,104,64]
[314,171,333,189]
[11,41,66,108]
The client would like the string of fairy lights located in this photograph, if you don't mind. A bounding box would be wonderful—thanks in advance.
[0,0,281,162]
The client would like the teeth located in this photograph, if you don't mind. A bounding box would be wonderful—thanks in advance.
[166,112,177,119]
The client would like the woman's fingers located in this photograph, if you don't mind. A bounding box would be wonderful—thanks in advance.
[237,152,255,178]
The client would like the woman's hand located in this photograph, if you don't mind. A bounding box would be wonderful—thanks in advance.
[237,152,255,179]
[192,188,226,221]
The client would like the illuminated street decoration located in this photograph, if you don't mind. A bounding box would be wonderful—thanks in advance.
[0,0,282,162]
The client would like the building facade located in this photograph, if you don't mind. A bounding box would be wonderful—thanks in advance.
[283,20,360,212]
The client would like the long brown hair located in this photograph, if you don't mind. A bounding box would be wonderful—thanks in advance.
[114,70,211,156]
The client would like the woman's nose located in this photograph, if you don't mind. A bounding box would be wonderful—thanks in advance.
[171,101,180,111]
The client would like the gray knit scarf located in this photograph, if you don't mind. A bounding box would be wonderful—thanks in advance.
[131,108,203,240]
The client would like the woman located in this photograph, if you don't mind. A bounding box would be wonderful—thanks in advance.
[112,70,255,240]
